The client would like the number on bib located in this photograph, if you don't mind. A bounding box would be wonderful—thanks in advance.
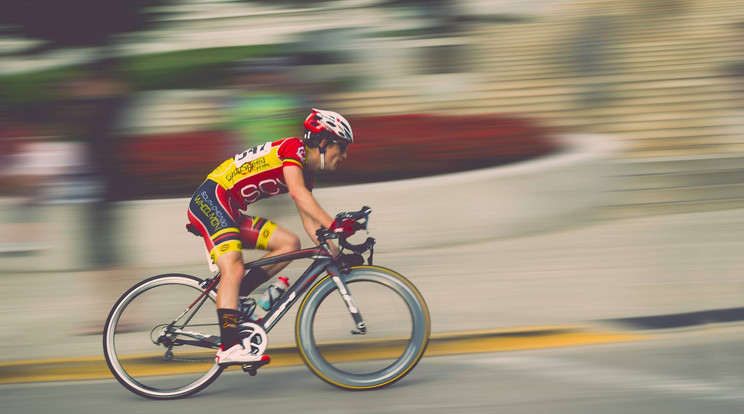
[235,142,271,167]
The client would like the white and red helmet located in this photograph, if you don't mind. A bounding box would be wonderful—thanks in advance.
[303,108,354,145]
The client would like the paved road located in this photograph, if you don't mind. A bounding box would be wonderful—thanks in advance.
[2,327,744,413]
[3,207,743,364]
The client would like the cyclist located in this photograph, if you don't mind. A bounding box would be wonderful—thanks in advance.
[186,108,354,366]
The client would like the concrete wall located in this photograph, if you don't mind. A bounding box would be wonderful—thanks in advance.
[0,134,618,272]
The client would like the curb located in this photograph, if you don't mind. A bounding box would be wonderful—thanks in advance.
[602,307,744,331]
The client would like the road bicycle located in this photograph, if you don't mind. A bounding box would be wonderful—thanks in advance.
[103,206,430,399]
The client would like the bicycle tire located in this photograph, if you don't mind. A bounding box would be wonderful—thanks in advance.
[295,266,430,390]
[103,274,224,399]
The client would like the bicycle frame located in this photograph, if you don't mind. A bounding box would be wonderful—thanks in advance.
[183,241,364,346]
[247,244,335,332]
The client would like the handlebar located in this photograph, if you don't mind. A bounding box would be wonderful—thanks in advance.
[316,206,376,254]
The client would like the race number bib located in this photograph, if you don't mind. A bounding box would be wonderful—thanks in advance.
[234,142,271,167]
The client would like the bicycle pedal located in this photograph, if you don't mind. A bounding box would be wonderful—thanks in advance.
[241,357,271,376]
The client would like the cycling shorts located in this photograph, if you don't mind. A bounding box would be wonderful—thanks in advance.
[187,179,278,264]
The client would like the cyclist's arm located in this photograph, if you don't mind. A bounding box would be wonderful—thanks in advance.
[296,207,340,257]
[296,207,323,244]
[284,165,339,254]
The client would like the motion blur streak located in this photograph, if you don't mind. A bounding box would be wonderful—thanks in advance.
[1,0,743,411]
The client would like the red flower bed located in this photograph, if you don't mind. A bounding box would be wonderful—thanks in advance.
[114,130,240,200]
[326,114,560,185]
[113,114,560,199]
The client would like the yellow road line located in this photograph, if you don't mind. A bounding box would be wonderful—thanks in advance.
[426,330,646,356]
[0,327,648,385]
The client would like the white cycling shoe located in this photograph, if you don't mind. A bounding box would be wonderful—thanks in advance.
[215,344,271,366]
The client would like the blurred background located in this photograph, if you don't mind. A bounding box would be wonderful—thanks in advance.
[2,0,743,263]
[1,0,744,399]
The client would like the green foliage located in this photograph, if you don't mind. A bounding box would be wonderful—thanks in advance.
[121,44,278,89]
[0,67,76,105]
[0,44,281,105]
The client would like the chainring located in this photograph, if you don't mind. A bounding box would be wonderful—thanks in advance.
[238,322,268,355]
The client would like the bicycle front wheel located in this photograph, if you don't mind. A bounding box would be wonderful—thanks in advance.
[295,266,430,390]
[103,274,223,399]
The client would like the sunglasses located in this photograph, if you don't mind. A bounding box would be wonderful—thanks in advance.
[333,140,349,154]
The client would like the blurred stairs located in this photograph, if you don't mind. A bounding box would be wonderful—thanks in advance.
[605,153,744,217]
[324,0,744,217]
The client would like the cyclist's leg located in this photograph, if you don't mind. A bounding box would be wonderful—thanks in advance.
[214,250,244,351]
[215,250,244,310]
[187,180,245,349]
[239,216,300,295]
[261,225,301,275]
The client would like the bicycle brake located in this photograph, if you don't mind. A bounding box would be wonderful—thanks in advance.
[337,253,364,274]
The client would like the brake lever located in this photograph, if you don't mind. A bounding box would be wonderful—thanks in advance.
[358,206,372,232]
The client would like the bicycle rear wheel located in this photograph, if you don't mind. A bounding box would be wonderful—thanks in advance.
[295,266,430,390]
[103,274,223,399]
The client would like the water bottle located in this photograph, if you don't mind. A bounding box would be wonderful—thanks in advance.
[257,277,290,311]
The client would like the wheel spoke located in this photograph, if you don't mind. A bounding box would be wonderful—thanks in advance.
[103,274,224,399]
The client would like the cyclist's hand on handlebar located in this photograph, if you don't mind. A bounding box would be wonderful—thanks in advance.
[329,218,357,237]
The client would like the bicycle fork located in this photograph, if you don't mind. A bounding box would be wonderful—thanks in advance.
[328,265,367,335]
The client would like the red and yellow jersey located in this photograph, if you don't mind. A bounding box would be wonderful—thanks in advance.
[207,137,313,208]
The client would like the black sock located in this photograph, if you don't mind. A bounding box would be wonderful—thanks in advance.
[217,308,240,349]
[239,267,272,297]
